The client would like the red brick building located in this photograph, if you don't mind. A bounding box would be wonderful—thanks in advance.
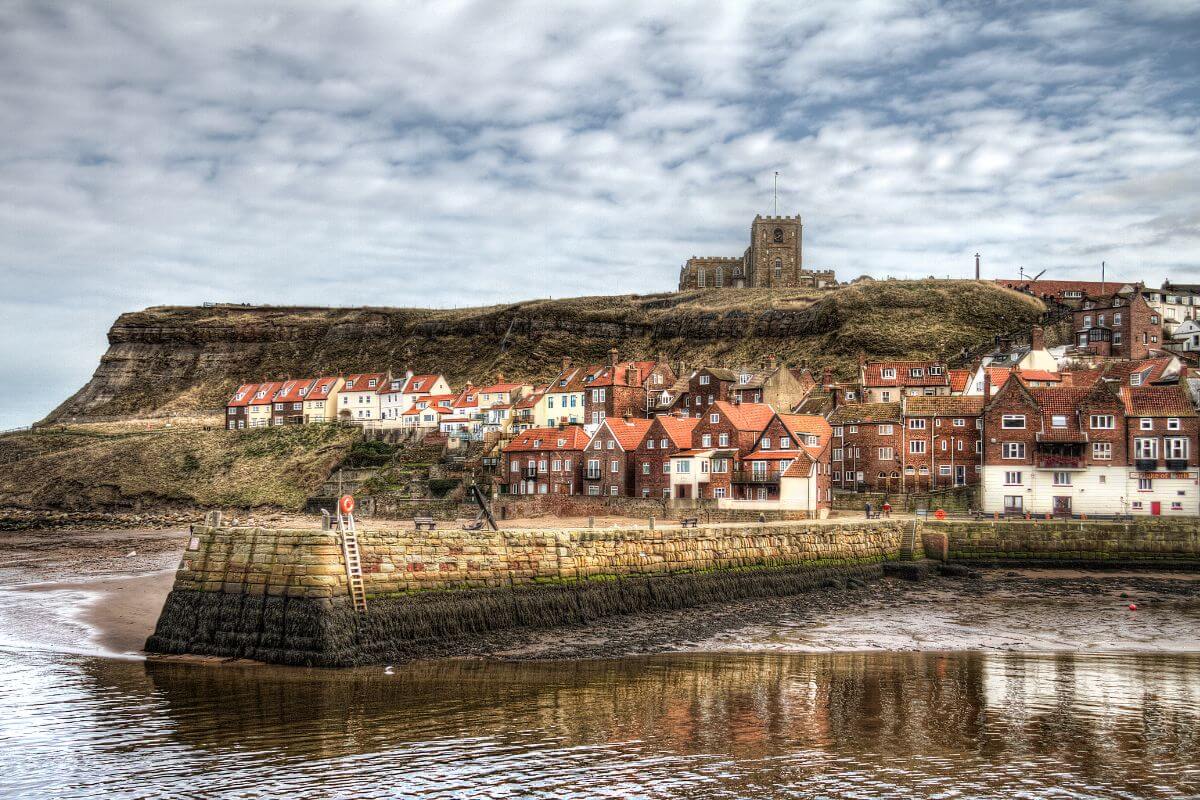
[684,368,737,415]
[224,383,257,430]
[689,401,774,499]
[860,360,951,403]
[829,403,902,492]
[897,395,984,491]
[270,379,312,426]
[736,413,832,502]
[632,415,699,498]
[582,416,655,496]
[501,426,589,496]
[1073,292,1162,360]
[582,350,676,424]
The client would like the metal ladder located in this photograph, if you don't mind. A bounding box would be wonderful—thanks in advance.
[338,513,368,614]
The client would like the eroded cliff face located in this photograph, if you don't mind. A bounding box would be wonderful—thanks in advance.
[46,281,1044,421]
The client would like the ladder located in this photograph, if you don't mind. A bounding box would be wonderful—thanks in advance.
[338,513,368,614]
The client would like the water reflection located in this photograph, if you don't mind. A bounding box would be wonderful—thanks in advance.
[2,649,1198,798]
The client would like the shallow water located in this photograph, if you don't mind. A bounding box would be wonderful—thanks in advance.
[1,647,1198,798]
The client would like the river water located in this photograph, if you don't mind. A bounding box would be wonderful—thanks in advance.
[2,647,1198,798]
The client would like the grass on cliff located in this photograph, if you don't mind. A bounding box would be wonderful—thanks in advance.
[0,423,359,511]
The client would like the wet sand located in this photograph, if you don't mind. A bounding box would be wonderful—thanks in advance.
[1,528,1197,662]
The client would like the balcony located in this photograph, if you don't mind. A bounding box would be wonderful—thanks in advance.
[523,467,539,479]
[584,469,603,480]
[1165,459,1191,472]
[1134,459,1159,472]
[1035,454,1085,470]
[732,469,782,484]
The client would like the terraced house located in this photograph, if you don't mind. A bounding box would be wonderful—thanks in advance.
[339,373,387,421]
[829,403,903,492]
[224,383,257,430]
[583,416,655,496]
[302,376,343,423]
[632,414,699,498]
[502,426,590,496]
[859,360,951,402]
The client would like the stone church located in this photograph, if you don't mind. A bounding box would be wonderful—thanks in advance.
[677,214,837,291]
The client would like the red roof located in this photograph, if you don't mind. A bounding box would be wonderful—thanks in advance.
[600,417,655,450]
[1120,386,1196,417]
[862,361,948,388]
[480,382,525,394]
[227,383,258,408]
[403,374,443,393]
[653,415,700,449]
[273,379,315,403]
[343,373,387,393]
[711,401,775,432]
[948,369,971,393]
[309,376,341,397]
[984,367,1062,387]
[505,426,590,452]
[248,381,283,406]
[996,279,1127,298]
[402,404,452,417]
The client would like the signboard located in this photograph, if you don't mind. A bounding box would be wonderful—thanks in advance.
[1128,472,1195,480]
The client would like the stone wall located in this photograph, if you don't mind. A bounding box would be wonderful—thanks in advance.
[494,495,819,523]
[926,518,1200,565]
[147,519,906,666]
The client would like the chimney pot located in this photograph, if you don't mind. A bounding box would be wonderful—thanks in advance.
[609,347,619,367]
[767,354,778,371]
[1030,325,1045,351]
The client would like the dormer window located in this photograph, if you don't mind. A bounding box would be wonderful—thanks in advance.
[533,439,542,448]
[929,366,943,376]
[699,375,711,385]
[414,381,424,390]
[740,374,751,384]
[805,435,818,446]
[1130,373,1143,386]
[909,368,923,379]
[557,439,566,447]
[368,379,377,387]
[1051,415,1067,428]
[882,368,896,380]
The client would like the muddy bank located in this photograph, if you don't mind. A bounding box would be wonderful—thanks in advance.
[0,507,319,532]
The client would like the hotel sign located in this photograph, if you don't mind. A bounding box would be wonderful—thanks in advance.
[1128,471,1196,480]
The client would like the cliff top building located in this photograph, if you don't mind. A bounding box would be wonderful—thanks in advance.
[678,214,837,291]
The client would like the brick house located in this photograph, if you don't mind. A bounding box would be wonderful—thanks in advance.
[980,373,1129,517]
[898,395,984,491]
[727,358,818,410]
[582,416,655,496]
[683,367,738,415]
[736,413,832,504]
[582,350,675,424]
[1073,292,1162,360]
[632,414,699,498]
[860,360,951,403]
[1120,385,1199,516]
[501,426,589,496]
[684,401,774,499]
[829,403,903,493]
[270,379,311,425]
[225,383,257,430]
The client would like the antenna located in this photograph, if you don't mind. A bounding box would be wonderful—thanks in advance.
[774,171,779,216]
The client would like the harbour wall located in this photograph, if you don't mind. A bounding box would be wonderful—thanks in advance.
[146,519,905,666]
[922,518,1200,567]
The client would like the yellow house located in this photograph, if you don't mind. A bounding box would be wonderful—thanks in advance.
[246,381,283,428]
[303,376,344,423]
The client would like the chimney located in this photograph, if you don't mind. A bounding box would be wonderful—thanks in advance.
[625,365,638,386]
[405,369,414,380]
[624,412,632,422]
[495,371,504,383]
[561,356,572,372]
[975,252,980,281]
[1030,325,1045,352]
[983,369,991,398]
[767,354,778,372]
[822,368,833,389]
[657,351,666,365]
[609,347,619,367]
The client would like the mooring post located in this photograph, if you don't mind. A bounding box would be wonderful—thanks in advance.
[588,515,594,528]
[648,516,655,530]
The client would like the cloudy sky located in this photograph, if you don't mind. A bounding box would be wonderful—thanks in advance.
[2,1,1199,427]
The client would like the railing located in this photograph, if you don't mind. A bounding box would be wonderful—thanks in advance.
[1165,459,1191,472]
[523,468,539,479]
[1035,455,1085,469]
[1134,459,1159,472]
[584,470,603,480]
[732,469,783,483]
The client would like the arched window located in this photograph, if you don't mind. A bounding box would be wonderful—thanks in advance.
[715,266,724,287]
[773,227,784,243]
[774,258,783,279]
[696,268,706,288]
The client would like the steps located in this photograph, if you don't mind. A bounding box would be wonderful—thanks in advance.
[899,520,919,561]
[339,524,368,614]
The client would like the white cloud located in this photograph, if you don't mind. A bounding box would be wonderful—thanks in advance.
[0,0,1198,426]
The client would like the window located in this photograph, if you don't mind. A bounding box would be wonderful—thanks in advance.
[699,374,710,385]
[1002,414,1025,429]
[1113,332,1123,345]
[1134,438,1158,459]
[588,485,600,496]
[1139,418,1153,430]
[609,486,618,496]
[1002,442,1025,459]
[834,427,844,438]
[909,440,926,454]
[714,487,726,499]
[774,258,783,279]
[1114,313,1122,326]
[780,436,791,449]
[642,463,650,474]
[1083,315,1092,328]
[663,463,670,474]
[909,367,923,378]
[1004,471,1022,485]
[939,465,951,476]
[953,418,965,427]
[1138,478,1152,491]
[607,440,615,450]
[878,447,894,460]
[1166,437,1189,460]
[1004,496,1024,512]
[908,419,926,430]
[701,433,712,447]
[718,433,729,447]
[610,460,619,473]
[833,447,844,461]
[739,373,751,384]
[1167,418,1181,431]
[1051,415,1067,428]
[881,391,892,402]
[676,460,690,473]
[228,408,237,415]
[1090,415,1114,429]
[1172,501,1183,511]
[930,365,944,376]
[1093,442,1112,460]
[660,438,668,449]
[712,459,729,473]
[762,437,772,449]
[882,368,896,379]
[848,425,858,434]
[709,413,719,424]
[1053,472,1072,486]
[878,424,893,435]
[701,460,710,473]
[647,439,655,450]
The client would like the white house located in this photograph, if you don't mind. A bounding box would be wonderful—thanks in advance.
[339,373,387,421]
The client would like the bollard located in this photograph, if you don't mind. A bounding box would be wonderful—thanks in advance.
[588,515,595,529]
[321,509,332,530]
[648,516,655,530]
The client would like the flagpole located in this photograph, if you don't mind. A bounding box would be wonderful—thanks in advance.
[773,171,779,215]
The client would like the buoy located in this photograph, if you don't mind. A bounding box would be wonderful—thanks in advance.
[1128,603,1138,611]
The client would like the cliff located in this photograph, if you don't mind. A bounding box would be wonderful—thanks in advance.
[48,280,1044,421]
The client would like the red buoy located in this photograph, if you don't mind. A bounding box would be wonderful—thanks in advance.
[1128,603,1138,611]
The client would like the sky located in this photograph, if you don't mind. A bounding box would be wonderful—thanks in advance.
[1,1,1199,428]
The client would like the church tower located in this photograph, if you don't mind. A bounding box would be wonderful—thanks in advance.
[746,215,802,288]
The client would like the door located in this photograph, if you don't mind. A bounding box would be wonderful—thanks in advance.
[1151,501,1161,516]
[677,485,690,499]
[1053,496,1072,517]
[955,466,966,487]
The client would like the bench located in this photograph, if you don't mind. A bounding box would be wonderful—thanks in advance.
[414,516,436,531]
[680,517,699,528]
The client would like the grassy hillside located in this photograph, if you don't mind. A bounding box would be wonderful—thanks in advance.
[49,280,1045,421]
[0,422,358,511]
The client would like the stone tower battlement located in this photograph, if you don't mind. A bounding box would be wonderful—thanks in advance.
[678,213,837,291]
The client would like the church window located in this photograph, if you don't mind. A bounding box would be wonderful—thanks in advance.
[715,266,724,287]
[696,268,705,287]
[774,258,782,279]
